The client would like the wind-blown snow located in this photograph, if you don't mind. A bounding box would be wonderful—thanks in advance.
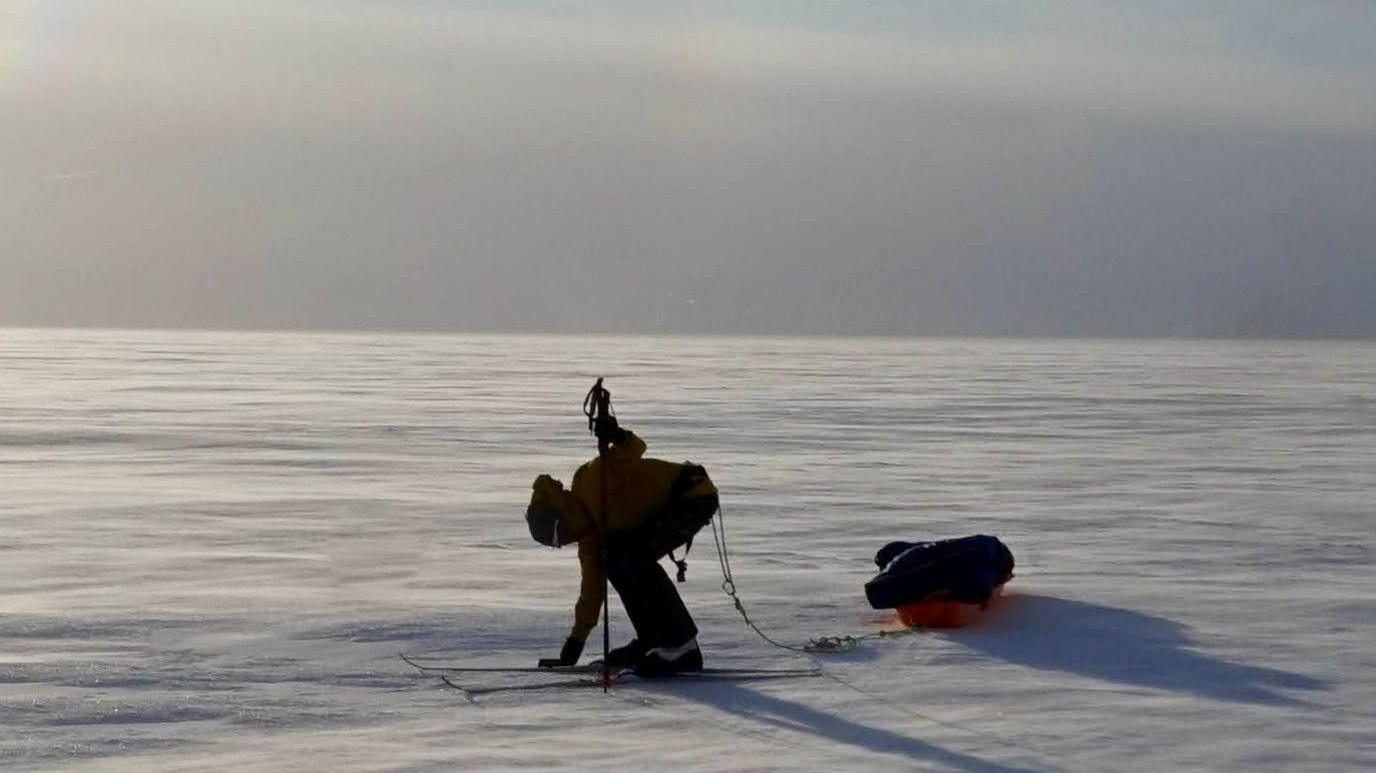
[1,330,1372,771]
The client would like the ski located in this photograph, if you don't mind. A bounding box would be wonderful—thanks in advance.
[441,674,602,695]
[400,654,602,674]
[400,653,818,678]
[439,668,821,696]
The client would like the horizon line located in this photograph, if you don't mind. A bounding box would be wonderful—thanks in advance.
[2,323,1373,344]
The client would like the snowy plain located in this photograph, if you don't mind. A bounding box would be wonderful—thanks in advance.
[0,329,1372,771]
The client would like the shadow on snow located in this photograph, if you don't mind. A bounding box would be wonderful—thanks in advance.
[948,593,1324,706]
[668,682,1043,773]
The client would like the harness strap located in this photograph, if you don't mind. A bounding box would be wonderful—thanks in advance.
[664,463,711,583]
[669,537,693,583]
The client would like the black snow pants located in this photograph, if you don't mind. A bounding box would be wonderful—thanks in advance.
[604,467,718,649]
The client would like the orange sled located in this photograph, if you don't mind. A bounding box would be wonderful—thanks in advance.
[895,584,1005,629]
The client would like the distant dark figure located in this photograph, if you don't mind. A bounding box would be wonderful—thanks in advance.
[524,419,718,677]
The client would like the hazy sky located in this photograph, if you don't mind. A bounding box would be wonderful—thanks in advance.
[4,1,1374,336]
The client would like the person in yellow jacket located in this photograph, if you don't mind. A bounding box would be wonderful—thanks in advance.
[525,418,718,677]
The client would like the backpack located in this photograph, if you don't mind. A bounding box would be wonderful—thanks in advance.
[646,463,719,581]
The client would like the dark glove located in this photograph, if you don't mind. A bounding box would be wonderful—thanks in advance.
[538,636,584,668]
[593,415,624,443]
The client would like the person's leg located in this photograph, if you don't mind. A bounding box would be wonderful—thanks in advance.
[606,533,698,648]
[631,553,698,648]
[623,549,702,677]
[604,541,657,645]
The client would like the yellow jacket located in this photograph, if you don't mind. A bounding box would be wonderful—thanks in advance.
[529,432,714,641]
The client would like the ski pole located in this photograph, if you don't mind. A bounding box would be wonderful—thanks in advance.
[584,378,614,691]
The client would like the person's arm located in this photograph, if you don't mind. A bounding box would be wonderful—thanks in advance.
[609,430,646,462]
[534,474,596,666]
[538,527,602,666]
[570,535,606,641]
[593,414,646,462]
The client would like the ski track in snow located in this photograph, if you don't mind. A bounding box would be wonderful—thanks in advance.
[1,329,1373,771]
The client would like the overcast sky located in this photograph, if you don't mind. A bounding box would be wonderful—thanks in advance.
[3,1,1374,337]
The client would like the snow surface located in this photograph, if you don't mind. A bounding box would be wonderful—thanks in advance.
[1,329,1372,771]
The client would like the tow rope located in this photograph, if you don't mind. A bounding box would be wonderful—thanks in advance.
[707,501,921,654]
